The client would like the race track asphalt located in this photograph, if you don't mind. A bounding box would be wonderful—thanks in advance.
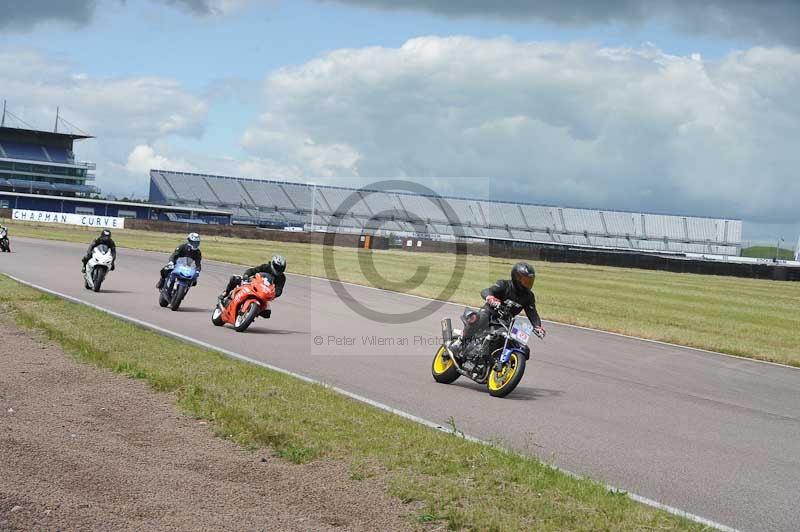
[2,237,798,532]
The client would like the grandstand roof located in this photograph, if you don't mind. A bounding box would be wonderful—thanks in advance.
[0,126,93,144]
[151,169,741,223]
[0,191,230,215]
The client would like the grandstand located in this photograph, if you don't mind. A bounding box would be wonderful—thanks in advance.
[149,169,742,255]
[0,123,98,196]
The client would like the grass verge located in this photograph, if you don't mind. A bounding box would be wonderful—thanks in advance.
[5,219,800,366]
[0,273,708,531]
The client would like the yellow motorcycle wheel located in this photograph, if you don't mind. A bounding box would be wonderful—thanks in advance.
[487,351,526,398]
[431,345,460,384]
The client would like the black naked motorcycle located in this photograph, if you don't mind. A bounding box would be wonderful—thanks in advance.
[431,300,542,398]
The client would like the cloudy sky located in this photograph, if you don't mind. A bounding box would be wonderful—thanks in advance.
[1,0,798,243]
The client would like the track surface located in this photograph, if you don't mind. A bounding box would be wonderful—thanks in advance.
[3,237,799,532]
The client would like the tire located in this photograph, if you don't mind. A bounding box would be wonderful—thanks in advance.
[158,290,169,307]
[431,344,460,384]
[487,351,526,398]
[170,283,188,311]
[234,301,259,332]
[211,306,224,326]
[92,268,106,292]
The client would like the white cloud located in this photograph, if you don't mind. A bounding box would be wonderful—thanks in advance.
[123,145,196,175]
[0,48,209,195]
[240,36,800,224]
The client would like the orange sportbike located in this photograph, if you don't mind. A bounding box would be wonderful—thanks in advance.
[211,273,276,332]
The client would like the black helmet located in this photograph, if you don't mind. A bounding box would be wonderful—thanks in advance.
[511,262,535,291]
[270,254,286,275]
[101,229,111,238]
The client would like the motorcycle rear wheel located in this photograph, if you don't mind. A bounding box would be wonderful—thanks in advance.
[487,352,526,398]
[431,345,460,384]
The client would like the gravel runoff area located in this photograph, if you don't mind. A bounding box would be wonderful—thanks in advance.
[0,315,417,532]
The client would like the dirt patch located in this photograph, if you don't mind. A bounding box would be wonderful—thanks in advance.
[0,315,418,531]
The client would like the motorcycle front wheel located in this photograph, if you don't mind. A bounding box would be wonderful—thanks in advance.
[92,268,106,292]
[234,300,260,332]
[487,352,526,398]
[211,306,224,326]
[170,283,188,311]
[431,344,460,384]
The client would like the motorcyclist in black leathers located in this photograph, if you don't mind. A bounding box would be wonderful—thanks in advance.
[81,229,116,272]
[156,232,202,289]
[0,224,10,252]
[217,255,286,317]
[451,262,545,355]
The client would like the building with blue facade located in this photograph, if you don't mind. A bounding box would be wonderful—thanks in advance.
[0,117,230,224]
[0,191,230,224]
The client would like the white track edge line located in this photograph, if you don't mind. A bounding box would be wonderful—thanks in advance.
[5,273,742,532]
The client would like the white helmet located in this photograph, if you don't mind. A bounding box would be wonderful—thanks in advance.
[187,232,201,250]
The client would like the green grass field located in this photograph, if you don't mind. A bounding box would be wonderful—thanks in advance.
[5,219,800,366]
[741,246,795,260]
[0,275,709,531]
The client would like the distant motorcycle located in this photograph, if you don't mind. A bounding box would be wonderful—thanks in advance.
[158,257,198,311]
[432,300,542,398]
[211,273,276,332]
[83,244,113,292]
[0,227,10,252]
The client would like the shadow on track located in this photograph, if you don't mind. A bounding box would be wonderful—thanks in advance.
[450,380,564,402]
[172,306,213,313]
[237,327,308,335]
[95,289,133,294]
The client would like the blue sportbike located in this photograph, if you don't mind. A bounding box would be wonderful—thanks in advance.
[158,257,199,311]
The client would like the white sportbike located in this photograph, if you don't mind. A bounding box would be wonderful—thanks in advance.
[84,244,114,292]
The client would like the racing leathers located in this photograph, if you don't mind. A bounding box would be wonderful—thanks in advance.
[157,243,202,288]
[219,264,286,306]
[460,279,542,341]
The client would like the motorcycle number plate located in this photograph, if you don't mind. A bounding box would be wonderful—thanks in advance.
[510,321,533,343]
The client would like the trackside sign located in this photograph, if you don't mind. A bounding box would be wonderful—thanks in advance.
[13,209,125,229]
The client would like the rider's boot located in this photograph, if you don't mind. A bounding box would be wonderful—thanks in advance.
[156,277,164,290]
[217,291,230,307]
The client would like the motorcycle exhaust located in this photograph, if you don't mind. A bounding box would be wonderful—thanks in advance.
[441,318,453,343]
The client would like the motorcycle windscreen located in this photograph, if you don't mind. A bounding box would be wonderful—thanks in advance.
[500,317,533,363]
[509,317,533,344]
[174,257,197,277]
[92,244,112,262]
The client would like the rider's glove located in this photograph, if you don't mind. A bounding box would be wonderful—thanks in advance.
[486,295,501,308]
[534,326,546,339]
[166,261,174,269]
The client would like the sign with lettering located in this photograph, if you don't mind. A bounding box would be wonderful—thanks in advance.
[12,209,125,229]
